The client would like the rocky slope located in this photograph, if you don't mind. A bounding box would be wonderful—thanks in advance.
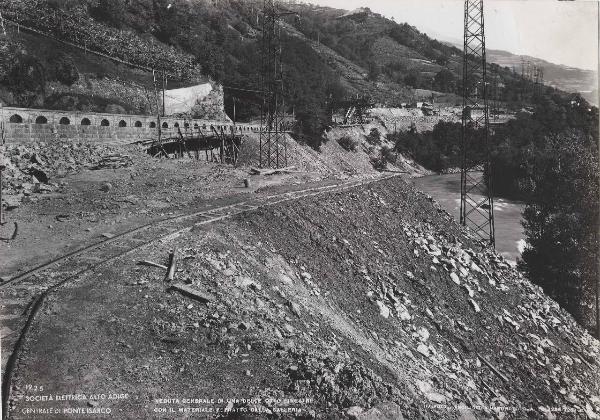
[13,176,600,419]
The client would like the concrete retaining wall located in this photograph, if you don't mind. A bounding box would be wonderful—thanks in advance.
[0,106,261,144]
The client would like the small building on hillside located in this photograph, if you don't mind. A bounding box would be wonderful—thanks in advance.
[336,7,372,20]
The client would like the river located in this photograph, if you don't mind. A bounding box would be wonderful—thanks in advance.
[407,172,526,264]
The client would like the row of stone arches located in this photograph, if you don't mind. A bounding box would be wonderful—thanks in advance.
[10,114,140,127]
[7,113,257,132]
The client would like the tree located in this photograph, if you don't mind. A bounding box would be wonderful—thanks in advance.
[404,70,420,88]
[50,53,79,86]
[433,68,456,93]
[3,53,46,106]
[367,61,381,82]
[90,0,127,29]
[519,131,599,329]
[435,55,449,66]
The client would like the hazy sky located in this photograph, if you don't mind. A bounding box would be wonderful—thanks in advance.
[309,0,599,71]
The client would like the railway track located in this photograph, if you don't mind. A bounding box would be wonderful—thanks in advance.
[0,173,399,418]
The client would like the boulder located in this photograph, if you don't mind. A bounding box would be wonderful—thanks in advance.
[100,183,112,192]
[3,194,22,210]
[27,166,49,184]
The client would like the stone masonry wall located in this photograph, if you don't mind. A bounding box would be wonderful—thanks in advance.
[0,106,260,145]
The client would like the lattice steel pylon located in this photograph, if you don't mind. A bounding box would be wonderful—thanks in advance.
[533,66,544,97]
[490,70,500,122]
[460,0,495,247]
[259,0,287,169]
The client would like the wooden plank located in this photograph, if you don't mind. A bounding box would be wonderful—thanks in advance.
[249,166,297,175]
[165,247,177,282]
[138,260,168,270]
[476,351,509,382]
[169,283,214,303]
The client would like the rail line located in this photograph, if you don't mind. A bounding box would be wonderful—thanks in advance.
[0,173,400,419]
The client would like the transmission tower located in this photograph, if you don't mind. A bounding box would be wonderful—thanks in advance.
[490,70,500,121]
[460,0,495,246]
[259,0,294,168]
[534,66,544,96]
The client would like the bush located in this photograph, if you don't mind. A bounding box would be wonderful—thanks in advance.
[388,121,462,173]
[381,145,396,164]
[433,68,456,93]
[50,54,79,86]
[371,146,396,170]
[365,128,381,145]
[337,136,358,152]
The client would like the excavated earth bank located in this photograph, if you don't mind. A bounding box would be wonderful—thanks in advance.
[9,177,600,419]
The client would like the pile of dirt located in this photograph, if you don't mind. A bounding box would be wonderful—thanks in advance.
[0,140,137,209]
[17,176,599,419]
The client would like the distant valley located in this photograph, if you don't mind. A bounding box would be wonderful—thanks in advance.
[487,49,598,105]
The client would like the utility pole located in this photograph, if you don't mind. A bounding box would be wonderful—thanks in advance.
[460,0,495,247]
[533,66,544,97]
[0,101,5,226]
[597,269,600,338]
[490,70,500,122]
[0,160,5,226]
[1,101,4,145]
[259,0,298,168]
[162,73,167,117]
[153,70,162,153]
[233,97,236,125]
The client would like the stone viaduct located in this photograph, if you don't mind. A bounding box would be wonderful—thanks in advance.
[0,106,261,145]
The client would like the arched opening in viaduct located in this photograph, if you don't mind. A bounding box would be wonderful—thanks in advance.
[149,122,156,128]
[35,116,48,124]
[101,119,110,126]
[162,122,169,128]
[173,122,179,128]
[9,114,23,123]
[81,118,91,126]
[119,120,127,127]
[134,121,142,127]
[59,117,70,125]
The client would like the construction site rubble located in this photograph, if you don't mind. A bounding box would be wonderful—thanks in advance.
[91,154,133,170]
[0,141,132,209]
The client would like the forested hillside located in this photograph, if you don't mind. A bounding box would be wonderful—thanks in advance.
[0,0,554,136]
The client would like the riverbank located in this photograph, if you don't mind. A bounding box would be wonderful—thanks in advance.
[407,172,525,264]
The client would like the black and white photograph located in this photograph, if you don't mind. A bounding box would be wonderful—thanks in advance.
[0,0,598,418]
